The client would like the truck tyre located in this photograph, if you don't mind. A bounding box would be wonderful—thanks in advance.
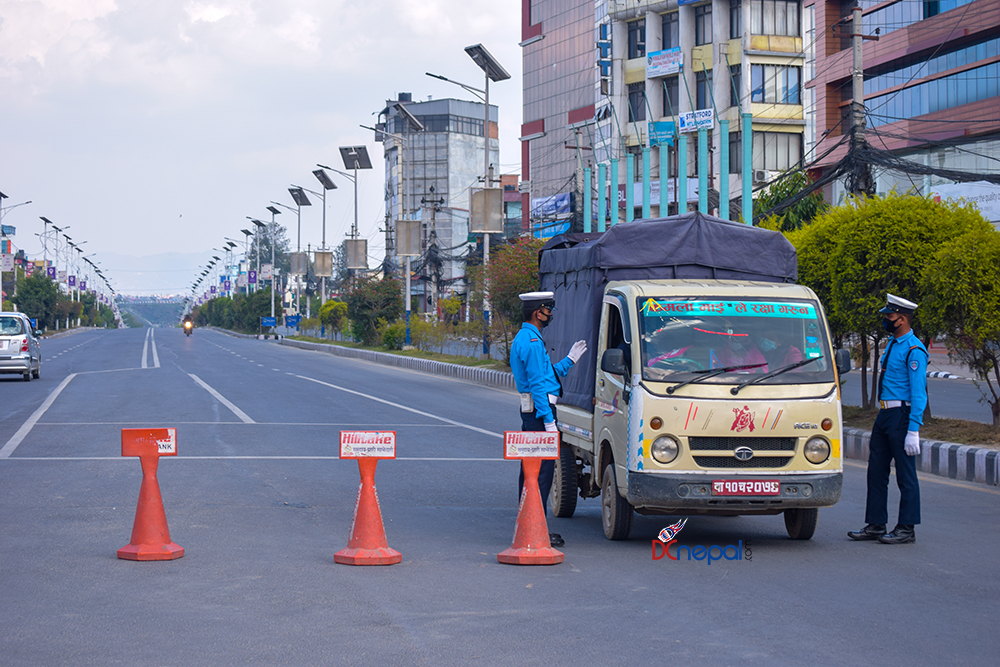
[601,464,633,540]
[549,445,578,518]
[784,508,818,540]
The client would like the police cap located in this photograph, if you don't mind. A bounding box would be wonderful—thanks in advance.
[519,291,555,310]
[879,293,918,315]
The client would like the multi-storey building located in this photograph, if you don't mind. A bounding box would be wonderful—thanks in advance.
[377,94,500,310]
[522,0,809,228]
[807,0,1000,203]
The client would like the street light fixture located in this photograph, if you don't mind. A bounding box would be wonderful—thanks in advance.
[311,168,338,306]
[321,145,372,271]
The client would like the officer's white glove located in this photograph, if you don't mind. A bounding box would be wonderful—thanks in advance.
[567,340,587,364]
[904,431,920,456]
[544,421,558,432]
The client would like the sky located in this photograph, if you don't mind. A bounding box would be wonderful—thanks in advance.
[0,0,522,295]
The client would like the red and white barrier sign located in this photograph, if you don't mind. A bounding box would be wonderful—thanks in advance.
[339,431,396,459]
[121,428,177,457]
[503,431,559,460]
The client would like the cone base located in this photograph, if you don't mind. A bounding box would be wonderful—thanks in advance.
[497,546,565,565]
[334,546,402,566]
[117,542,184,561]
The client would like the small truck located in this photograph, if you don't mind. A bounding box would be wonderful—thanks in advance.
[539,213,851,540]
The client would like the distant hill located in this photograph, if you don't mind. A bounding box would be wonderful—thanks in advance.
[121,302,185,327]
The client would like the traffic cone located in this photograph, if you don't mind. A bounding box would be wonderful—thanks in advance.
[334,459,401,566]
[498,458,564,565]
[118,455,184,561]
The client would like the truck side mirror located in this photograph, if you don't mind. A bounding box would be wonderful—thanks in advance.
[601,348,626,375]
[835,348,851,375]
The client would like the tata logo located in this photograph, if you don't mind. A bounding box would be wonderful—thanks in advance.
[794,422,818,430]
[734,446,754,461]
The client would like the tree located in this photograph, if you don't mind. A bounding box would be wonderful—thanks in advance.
[485,237,546,362]
[13,274,60,329]
[344,276,403,346]
[921,227,1000,427]
[794,192,989,409]
[249,222,292,277]
[754,170,829,231]
[319,299,347,339]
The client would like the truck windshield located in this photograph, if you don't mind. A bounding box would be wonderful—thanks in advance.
[637,297,834,385]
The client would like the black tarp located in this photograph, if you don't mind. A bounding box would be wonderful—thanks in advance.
[538,212,798,412]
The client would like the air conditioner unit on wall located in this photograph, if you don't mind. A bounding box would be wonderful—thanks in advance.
[754,169,771,183]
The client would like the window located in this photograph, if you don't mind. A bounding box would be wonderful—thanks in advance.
[867,60,1000,126]
[730,65,742,108]
[628,19,646,59]
[751,0,800,37]
[729,132,742,173]
[730,0,742,39]
[628,82,646,122]
[750,65,801,104]
[662,12,679,50]
[752,131,802,171]
[695,5,713,46]
[696,70,713,110]
[662,76,679,117]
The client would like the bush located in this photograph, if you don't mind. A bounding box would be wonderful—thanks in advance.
[381,319,406,350]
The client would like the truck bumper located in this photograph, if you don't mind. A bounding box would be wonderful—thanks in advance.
[627,472,842,514]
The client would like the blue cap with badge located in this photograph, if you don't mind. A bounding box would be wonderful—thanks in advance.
[879,293,918,315]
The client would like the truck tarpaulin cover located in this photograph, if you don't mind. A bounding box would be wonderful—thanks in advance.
[538,212,797,412]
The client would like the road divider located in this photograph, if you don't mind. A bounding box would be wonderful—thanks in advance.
[117,428,184,561]
[334,431,401,566]
[498,432,564,566]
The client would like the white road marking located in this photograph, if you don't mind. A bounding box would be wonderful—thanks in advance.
[141,328,149,368]
[293,373,502,439]
[0,374,78,459]
[150,329,160,368]
[188,373,256,424]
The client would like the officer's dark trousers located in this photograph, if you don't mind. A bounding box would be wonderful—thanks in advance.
[865,406,921,525]
[518,407,556,516]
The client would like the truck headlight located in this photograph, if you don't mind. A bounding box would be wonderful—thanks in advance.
[804,437,830,464]
[651,436,680,464]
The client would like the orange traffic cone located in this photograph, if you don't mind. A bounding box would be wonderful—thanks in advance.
[334,458,401,566]
[118,455,184,561]
[498,458,564,565]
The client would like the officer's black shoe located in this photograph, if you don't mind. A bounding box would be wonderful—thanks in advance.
[549,533,565,548]
[848,524,886,541]
[878,525,915,544]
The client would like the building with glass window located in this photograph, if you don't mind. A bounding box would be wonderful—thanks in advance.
[806,0,1000,201]
[376,94,499,308]
[596,0,807,219]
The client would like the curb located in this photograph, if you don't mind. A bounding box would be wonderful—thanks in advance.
[278,338,516,391]
[843,427,998,486]
[206,327,283,341]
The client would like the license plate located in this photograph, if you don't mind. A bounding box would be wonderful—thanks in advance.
[712,480,781,496]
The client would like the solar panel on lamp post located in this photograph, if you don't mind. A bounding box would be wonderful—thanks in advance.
[311,168,338,306]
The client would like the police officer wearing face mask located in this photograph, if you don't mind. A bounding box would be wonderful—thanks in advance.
[849,294,927,545]
[510,291,587,548]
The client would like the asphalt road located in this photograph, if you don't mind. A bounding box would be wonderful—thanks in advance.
[1,327,999,665]
[841,370,996,424]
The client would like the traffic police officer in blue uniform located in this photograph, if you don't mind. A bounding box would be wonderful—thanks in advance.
[510,291,586,548]
[849,294,927,545]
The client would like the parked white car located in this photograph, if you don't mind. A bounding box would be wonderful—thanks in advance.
[0,312,42,381]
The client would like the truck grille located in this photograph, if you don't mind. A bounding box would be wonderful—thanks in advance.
[688,436,796,452]
[692,455,793,469]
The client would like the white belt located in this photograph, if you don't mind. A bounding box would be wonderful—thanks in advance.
[879,400,909,409]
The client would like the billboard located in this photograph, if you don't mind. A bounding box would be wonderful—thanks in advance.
[646,48,683,78]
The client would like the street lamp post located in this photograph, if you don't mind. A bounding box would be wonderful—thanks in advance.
[428,43,509,357]
[310,169,338,305]
[266,205,282,320]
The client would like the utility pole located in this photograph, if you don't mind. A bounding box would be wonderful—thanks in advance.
[849,4,878,197]
[421,186,445,318]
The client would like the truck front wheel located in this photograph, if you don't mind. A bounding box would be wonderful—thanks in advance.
[549,445,578,518]
[783,508,818,540]
[601,464,633,540]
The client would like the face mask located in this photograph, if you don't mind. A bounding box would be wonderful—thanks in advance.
[539,311,552,328]
[882,317,900,333]
[759,337,777,352]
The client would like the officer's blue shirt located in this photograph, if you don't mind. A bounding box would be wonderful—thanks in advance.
[510,322,574,423]
[879,329,928,431]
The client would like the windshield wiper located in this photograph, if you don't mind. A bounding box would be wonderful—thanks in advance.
[666,362,767,394]
[730,356,822,395]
